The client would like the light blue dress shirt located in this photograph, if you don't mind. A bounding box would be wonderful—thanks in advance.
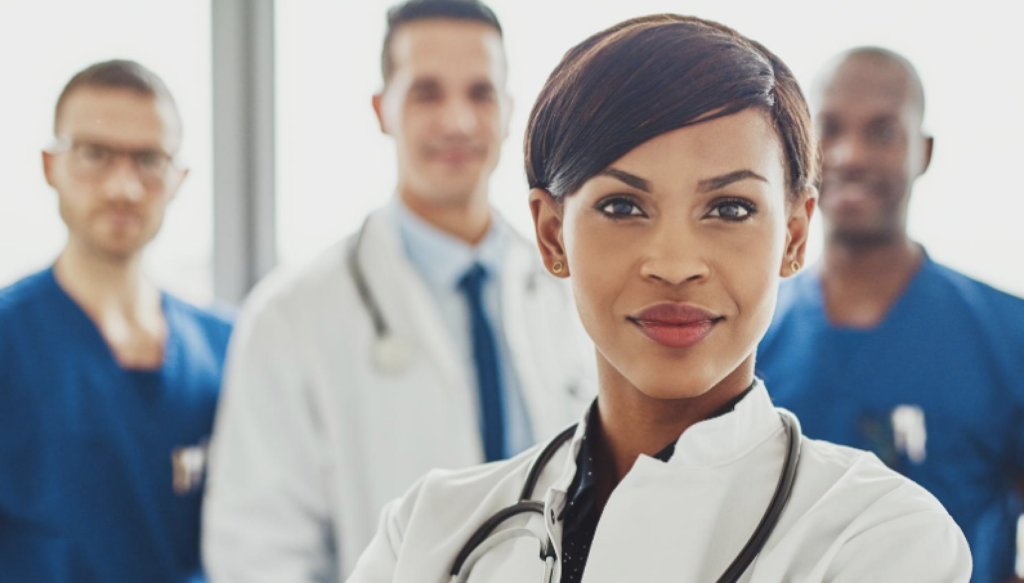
[392,200,535,457]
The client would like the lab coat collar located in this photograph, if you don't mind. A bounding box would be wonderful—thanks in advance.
[548,380,781,503]
[663,379,781,469]
[390,198,510,293]
[559,383,756,521]
[358,206,477,419]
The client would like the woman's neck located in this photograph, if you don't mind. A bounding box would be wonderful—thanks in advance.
[591,356,755,507]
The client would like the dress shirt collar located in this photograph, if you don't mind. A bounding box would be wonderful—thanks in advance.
[392,197,509,292]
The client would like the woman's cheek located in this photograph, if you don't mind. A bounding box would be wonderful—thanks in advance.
[729,233,782,342]
[568,218,630,337]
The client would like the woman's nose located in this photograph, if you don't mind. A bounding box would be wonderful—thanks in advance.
[638,223,710,286]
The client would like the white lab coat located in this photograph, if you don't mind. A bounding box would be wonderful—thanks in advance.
[202,207,595,582]
[348,383,972,583]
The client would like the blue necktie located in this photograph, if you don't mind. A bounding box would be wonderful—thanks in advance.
[458,263,507,462]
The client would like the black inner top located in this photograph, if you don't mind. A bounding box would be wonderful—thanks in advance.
[557,383,757,583]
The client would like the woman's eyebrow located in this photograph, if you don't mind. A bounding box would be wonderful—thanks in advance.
[599,168,651,192]
[697,169,769,193]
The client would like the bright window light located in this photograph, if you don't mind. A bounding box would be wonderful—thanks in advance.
[277,0,1024,297]
[0,0,213,304]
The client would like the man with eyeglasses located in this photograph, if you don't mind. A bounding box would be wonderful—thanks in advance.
[0,60,232,582]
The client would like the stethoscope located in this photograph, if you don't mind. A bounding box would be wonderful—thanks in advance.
[347,215,416,374]
[346,213,546,376]
[449,408,803,583]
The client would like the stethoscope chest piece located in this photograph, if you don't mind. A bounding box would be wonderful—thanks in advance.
[373,335,414,374]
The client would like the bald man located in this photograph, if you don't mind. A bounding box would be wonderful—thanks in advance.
[757,48,1024,583]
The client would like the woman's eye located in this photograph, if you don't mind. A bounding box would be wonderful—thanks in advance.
[598,199,644,218]
[707,200,756,221]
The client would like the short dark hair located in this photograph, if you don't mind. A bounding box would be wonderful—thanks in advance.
[54,59,180,133]
[825,47,926,121]
[381,0,503,82]
[526,14,816,201]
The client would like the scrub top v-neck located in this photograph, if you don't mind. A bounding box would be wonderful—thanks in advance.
[0,267,234,583]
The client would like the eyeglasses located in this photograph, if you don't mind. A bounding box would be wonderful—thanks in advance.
[48,137,182,185]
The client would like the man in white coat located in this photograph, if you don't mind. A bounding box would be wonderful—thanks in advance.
[202,1,592,581]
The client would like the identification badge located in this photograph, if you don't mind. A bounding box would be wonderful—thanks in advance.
[171,442,208,495]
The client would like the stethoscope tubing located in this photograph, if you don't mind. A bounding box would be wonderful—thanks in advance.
[449,409,802,583]
[352,211,804,579]
[716,409,802,583]
[347,213,545,374]
[449,424,575,578]
[347,215,390,338]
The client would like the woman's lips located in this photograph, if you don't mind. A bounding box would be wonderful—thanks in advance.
[628,303,723,350]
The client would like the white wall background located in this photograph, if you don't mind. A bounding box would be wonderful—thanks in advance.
[0,0,213,303]
[1,1,1021,301]
[277,0,1024,296]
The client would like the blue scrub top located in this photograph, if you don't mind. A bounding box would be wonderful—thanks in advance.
[758,254,1024,583]
[0,268,233,583]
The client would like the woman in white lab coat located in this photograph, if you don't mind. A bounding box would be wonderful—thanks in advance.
[348,14,971,583]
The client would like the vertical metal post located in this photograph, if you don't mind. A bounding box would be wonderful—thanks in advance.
[212,0,276,303]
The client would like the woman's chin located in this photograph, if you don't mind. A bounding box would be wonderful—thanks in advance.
[600,345,750,402]
[625,374,719,402]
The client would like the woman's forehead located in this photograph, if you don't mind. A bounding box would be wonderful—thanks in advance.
[601,110,786,191]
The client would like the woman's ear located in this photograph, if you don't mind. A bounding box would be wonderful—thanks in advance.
[529,188,569,277]
[781,187,817,277]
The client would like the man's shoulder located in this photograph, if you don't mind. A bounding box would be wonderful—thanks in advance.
[0,269,57,323]
[925,260,1024,315]
[769,270,822,324]
[921,260,1024,351]
[162,292,236,340]
[759,271,822,354]
[777,266,819,298]
[0,270,65,372]
[243,239,352,319]
[0,268,54,304]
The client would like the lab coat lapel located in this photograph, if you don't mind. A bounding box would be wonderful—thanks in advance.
[498,233,550,430]
[580,386,785,583]
[662,383,782,469]
[540,412,595,573]
[359,209,480,450]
